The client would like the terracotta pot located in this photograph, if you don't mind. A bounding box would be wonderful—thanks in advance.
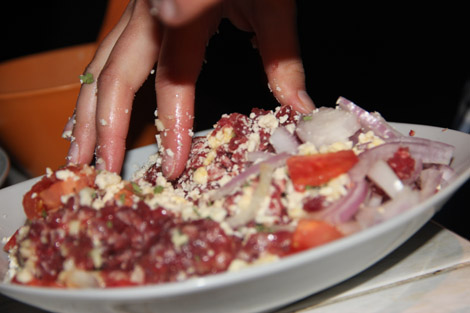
[0,0,156,177]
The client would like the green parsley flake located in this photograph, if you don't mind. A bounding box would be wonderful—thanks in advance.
[131,182,142,194]
[119,193,126,204]
[79,72,94,84]
[302,115,313,121]
[154,185,164,194]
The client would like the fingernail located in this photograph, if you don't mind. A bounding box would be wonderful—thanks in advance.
[67,141,79,164]
[297,90,315,113]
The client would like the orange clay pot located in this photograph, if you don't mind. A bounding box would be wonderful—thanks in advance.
[0,0,156,177]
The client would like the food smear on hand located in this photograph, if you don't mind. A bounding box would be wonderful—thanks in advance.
[3,97,456,288]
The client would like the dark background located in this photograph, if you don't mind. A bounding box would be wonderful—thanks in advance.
[1,1,468,239]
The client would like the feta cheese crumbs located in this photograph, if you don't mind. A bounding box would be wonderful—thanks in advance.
[68,220,81,236]
[208,127,234,149]
[257,113,279,129]
[246,132,260,152]
[90,247,103,268]
[95,157,105,167]
[193,167,208,185]
[356,131,385,150]
[95,171,121,190]
[171,229,189,250]
[150,69,155,75]
[279,114,289,124]
[46,167,54,177]
[55,169,79,181]
[203,150,217,166]
[298,142,318,155]
[130,265,145,284]
[99,119,108,126]
[319,141,353,154]
[62,129,73,139]
[79,187,96,206]
[155,119,165,132]
[318,174,350,202]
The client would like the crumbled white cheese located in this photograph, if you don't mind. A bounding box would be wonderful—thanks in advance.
[257,113,279,130]
[171,229,189,250]
[55,169,79,181]
[95,171,121,190]
[155,119,165,132]
[208,127,234,149]
[193,167,208,185]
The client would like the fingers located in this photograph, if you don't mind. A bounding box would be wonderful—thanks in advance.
[151,0,221,26]
[250,0,315,113]
[156,12,218,180]
[67,0,135,166]
[95,0,161,173]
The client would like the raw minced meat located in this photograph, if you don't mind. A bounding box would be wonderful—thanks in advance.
[3,97,455,288]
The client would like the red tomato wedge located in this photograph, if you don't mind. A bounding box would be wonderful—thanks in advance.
[291,219,343,252]
[23,165,96,220]
[286,150,358,191]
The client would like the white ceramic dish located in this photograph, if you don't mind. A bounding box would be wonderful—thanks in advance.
[0,123,469,313]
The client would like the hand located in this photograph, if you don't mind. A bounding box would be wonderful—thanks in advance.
[64,0,315,180]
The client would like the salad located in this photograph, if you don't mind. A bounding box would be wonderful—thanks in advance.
[2,97,455,288]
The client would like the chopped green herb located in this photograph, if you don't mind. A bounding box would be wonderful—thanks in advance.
[302,115,313,121]
[154,185,164,194]
[41,209,48,218]
[79,72,94,84]
[131,182,142,194]
[305,185,319,190]
[119,193,126,204]
[255,224,273,233]
[192,206,201,217]
[106,221,113,228]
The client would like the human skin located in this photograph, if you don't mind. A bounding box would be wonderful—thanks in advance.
[65,0,315,180]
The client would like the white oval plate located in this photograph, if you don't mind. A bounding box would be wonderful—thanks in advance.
[1,123,469,313]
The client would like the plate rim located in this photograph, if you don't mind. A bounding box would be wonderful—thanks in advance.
[0,122,469,301]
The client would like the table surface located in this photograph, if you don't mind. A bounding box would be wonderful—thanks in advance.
[1,221,469,313]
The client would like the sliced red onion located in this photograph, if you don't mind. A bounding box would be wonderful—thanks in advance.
[318,179,369,225]
[356,186,420,227]
[386,136,455,160]
[210,152,290,201]
[419,167,443,199]
[366,160,404,199]
[434,164,457,187]
[269,126,300,154]
[246,151,275,163]
[380,187,420,221]
[226,163,274,228]
[296,107,361,147]
[349,141,454,182]
[336,96,402,140]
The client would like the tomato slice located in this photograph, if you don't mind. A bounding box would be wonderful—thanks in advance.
[291,219,343,253]
[23,165,96,220]
[287,150,358,191]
